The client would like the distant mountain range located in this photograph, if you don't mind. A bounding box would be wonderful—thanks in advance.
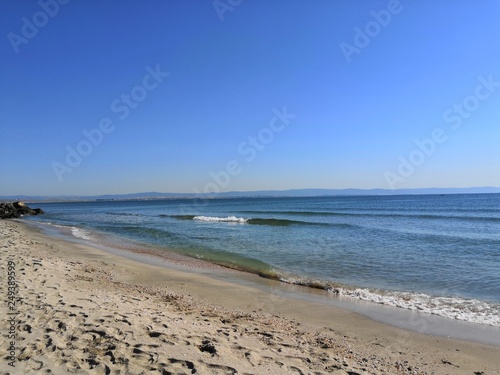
[2,187,500,202]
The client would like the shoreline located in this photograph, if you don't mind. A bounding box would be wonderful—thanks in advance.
[1,219,499,374]
[25,218,500,346]
[22,200,500,332]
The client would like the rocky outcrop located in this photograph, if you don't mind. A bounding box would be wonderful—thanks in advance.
[0,201,44,219]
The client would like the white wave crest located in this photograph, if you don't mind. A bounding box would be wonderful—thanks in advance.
[193,216,248,223]
[333,287,500,327]
[71,227,93,241]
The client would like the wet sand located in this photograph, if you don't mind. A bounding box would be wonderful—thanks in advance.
[1,219,499,374]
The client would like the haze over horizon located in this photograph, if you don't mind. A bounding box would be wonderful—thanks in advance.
[2,1,500,196]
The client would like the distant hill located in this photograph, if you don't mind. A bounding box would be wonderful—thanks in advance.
[2,187,500,202]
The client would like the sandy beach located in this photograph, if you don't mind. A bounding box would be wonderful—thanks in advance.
[1,219,499,374]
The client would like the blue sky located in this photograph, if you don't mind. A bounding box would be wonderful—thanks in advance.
[1,0,500,196]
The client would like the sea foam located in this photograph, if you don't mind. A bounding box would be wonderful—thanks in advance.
[193,216,248,223]
[334,287,500,327]
[71,227,93,241]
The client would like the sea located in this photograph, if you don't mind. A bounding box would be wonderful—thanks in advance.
[24,193,500,328]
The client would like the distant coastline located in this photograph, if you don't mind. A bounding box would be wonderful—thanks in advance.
[2,186,500,203]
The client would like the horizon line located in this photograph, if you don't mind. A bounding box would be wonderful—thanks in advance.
[2,186,500,201]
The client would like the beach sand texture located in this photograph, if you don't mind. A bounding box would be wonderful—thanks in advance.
[1,220,499,374]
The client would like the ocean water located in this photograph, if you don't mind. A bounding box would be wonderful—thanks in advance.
[24,194,500,327]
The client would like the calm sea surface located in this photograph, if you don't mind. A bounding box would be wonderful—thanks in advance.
[25,194,500,326]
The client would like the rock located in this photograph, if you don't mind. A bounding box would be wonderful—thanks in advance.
[198,340,217,355]
[0,201,45,219]
[13,201,36,215]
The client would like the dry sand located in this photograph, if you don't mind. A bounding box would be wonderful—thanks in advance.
[0,219,499,374]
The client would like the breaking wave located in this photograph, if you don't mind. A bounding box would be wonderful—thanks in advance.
[166,215,342,227]
[277,276,500,327]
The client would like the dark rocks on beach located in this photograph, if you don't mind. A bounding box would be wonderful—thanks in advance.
[198,340,217,355]
[0,201,44,219]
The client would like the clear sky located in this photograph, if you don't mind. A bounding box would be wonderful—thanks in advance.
[1,0,500,196]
